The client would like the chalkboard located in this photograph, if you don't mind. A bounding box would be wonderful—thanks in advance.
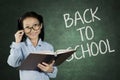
[0,0,120,80]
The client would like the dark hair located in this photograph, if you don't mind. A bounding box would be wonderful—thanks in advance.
[18,11,44,41]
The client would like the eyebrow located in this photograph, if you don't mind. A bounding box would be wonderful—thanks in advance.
[24,23,39,26]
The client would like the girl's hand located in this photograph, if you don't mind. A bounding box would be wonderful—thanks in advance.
[15,30,24,43]
[37,60,55,73]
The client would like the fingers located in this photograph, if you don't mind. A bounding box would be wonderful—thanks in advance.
[50,60,55,66]
[15,30,24,36]
[15,30,24,43]
[37,63,48,72]
[37,61,55,73]
[41,60,55,66]
[42,62,49,66]
[37,64,46,70]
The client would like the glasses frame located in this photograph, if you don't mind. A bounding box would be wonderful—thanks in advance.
[24,23,41,34]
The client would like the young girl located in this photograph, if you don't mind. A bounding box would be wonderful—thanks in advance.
[7,11,57,80]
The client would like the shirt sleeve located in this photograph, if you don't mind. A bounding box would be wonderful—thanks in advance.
[7,42,24,67]
[47,66,58,78]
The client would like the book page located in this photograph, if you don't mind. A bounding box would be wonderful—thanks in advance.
[32,51,55,55]
[55,49,75,54]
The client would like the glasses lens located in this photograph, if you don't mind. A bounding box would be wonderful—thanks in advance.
[32,24,40,30]
[24,27,31,33]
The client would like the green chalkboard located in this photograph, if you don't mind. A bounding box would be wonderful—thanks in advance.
[0,0,120,80]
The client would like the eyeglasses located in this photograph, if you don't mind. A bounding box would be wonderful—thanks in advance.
[24,24,41,34]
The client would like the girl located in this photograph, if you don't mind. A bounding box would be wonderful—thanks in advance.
[7,11,57,80]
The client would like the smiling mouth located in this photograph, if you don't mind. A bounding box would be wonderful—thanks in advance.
[30,32,37,36]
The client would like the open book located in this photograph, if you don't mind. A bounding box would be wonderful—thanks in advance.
[18,49,76,70]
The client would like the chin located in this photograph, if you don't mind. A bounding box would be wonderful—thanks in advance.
[27,32,40,39]
[30,36,38,39]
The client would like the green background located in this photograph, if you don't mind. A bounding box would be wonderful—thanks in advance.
[0,0,120,80]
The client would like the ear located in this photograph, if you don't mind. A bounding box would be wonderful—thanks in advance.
[40,23,42,29]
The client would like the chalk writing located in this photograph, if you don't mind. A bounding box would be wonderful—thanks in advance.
[63,6,115,62]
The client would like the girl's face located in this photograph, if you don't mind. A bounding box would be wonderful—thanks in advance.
[23,17,42,40]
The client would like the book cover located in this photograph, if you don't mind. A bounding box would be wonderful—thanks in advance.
[18,49,76,70]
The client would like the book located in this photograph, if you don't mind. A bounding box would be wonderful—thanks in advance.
[18,49,76,70]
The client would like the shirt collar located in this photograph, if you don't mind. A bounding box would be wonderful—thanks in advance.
[25,38,42,46]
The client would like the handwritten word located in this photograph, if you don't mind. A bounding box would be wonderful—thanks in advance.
[66,39,115,62]
[63,7,101,28]
[77,26,94,41]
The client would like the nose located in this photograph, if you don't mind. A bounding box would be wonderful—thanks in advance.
[30,28,36,33]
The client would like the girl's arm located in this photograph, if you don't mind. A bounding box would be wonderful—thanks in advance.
[7,42,24,67]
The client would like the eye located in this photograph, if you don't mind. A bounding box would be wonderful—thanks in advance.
[34,24,39,27]
[25,26,30,29]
